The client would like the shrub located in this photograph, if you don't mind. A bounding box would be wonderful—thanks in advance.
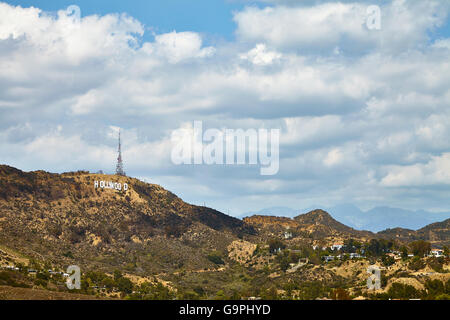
[425,280,445,298]
[207,252,225,265]
[116,277,133,294]
[382,255,395,267]
[409,240,431,257]
[427,257,444,273]
[408,257,425,271]
[387,283,423,300]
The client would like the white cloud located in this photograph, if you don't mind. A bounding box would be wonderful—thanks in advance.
[282,115,352,147]
[240,43,282,66]
[234,1,449,53]
[324,148,344,167]
[381,153,450,187]
[143,31,215,64]
[234,3,367,50]
[0,1,450,213]
[0,3,144,64]
[433,38,450,50]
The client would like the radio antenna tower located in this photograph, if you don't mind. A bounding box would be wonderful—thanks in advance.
[115,130,126,176]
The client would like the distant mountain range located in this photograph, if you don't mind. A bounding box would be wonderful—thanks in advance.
[239,204,450,233]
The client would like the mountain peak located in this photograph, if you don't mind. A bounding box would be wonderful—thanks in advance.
[294,209,367,236]
[295,209,335,224]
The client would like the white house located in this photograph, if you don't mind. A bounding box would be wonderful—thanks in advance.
[430,249,444,258]
[331,243,344,251]
[284,232,293,240]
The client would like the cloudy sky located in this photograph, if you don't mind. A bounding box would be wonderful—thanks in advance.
[1,0,450,216]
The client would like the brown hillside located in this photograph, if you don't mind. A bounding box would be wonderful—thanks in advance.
[0,165,255,274]
[417,219,450,246]
[294,210,373,239]
[243,216,299,229]
[377,220,450,246]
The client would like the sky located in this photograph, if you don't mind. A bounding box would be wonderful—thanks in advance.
[1,0,450,216]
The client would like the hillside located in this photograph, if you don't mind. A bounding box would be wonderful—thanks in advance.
[377,219,450,247]
[244,209,373,242]
[0,286,106,300]
[376,228,417,242]
[0,165,449,301]
[417,219,450,246]
[0,165,255,274]
[243,204,450,232]
[294,210,366,235]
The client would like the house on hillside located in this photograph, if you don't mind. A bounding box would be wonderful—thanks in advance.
[387,253,401,260]
[429,249,444,258]
[284,231,293,240]
[331,243,344,251]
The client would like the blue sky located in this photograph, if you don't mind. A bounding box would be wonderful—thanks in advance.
[1,1,450,217]
[8,0,448,41]
[5,0,253,41]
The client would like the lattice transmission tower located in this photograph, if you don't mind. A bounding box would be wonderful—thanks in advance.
[115,130,126,176]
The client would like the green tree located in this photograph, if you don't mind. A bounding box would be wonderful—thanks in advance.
[113,270,123,281]
[268,239,286,254]
[425,280,445,298]
[408,256,425,271]
[428,257,444,273]
[279,257,290,272]
[382,255,395,267]
[387,283,423,300]
[409,240,431,257]
[400,246,409,260]
[116,277,133,295]
[443,246,449,258]
[207,252,225,265]
[214,290,225,300]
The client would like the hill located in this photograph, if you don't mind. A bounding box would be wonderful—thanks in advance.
[239,207,299,219]
[417,219,450,246]
[241,204,450,232]
[244,209,374,242]
[244,209,449,247]
[0,165,255,274]
[0,165,448,300]
[376,220,450,247]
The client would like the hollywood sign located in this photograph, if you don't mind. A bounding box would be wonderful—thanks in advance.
[94,181,129,192]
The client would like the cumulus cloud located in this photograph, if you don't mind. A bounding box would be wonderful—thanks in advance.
[240,44,282,66]
[234,1,450,54]
[142,31,215,64]
[0,1,450,213]
[381,153,450,187]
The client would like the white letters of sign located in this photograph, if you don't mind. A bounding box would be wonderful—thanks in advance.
[94,181,129,192]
